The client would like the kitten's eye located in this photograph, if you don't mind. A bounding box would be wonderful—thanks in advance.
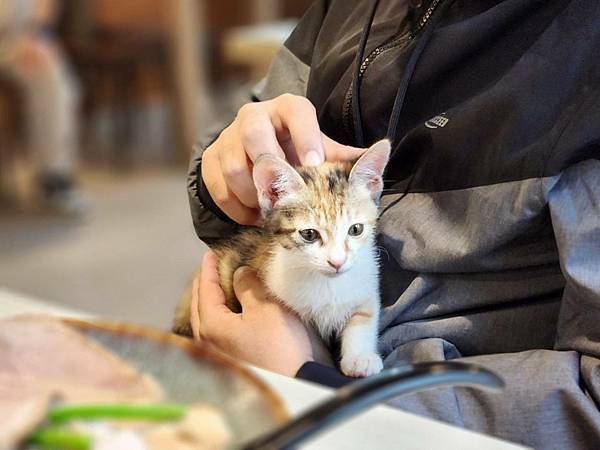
[348,223,364,236]
[299,229,320,243]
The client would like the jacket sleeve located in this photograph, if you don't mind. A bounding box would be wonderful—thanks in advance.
[545,158,600,407]
[187,1,328,244]
[296,361,354,388]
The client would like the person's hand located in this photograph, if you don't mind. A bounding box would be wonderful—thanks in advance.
[190,251,313,377]
[202,94,366,225]
[13,35,57,76]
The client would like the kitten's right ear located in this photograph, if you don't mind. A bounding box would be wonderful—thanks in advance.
[253,154,305,211]
[349,139,391,199]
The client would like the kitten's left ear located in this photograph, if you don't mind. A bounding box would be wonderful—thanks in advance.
[349,139,391,199]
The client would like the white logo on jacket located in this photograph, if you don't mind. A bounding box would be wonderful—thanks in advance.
[425,114,449,129]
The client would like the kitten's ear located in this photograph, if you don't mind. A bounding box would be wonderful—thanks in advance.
[349,139,391,199]
[253,154,306,210]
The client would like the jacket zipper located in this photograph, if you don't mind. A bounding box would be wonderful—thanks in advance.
[342,0,445,141]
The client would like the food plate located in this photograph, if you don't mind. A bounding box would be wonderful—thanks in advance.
[64,318,288,449]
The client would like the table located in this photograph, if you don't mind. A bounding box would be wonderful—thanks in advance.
[0,286,528,450]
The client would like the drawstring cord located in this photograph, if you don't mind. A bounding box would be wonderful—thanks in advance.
[352,0,456,148]
[351,0,381,148]
[386,0,456,145]
[350,0,456,216]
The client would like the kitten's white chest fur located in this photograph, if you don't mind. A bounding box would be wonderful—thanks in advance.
[264,243,380,338]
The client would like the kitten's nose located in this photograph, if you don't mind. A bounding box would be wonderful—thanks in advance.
[327,258,346,272]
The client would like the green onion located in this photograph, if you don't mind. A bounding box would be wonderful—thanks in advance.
[48,403,186,424]
[29,427,91,450]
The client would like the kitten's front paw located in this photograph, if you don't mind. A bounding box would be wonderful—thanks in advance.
[340,352,383,377]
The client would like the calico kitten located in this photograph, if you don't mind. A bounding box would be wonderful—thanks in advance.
[174,140,390,377]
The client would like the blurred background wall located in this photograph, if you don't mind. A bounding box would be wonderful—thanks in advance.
[0,0,313,328]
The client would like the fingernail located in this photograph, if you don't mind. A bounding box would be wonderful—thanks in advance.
[303,150,323,167]
[234,266,251,282]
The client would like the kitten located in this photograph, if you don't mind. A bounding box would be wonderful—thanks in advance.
[174,140,390,377]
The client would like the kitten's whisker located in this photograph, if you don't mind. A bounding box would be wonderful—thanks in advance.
[376,245,391,261]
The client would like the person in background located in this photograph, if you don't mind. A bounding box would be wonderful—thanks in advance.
[0,0,85,215]
[185,1,599,449]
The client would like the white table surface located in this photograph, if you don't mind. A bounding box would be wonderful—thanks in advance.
[0,286,528,450]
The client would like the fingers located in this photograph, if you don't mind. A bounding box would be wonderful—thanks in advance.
[212,104,288,216]
[222,108,287,208]
[202,144,261,225]
[190,275,202,340]
[237,103,286,162]
[195,251,236,338]
[322,133,366,162]
[232,266,268,311]
[218,125,259,209]
[272,94,324,167]
[202,95,369,227]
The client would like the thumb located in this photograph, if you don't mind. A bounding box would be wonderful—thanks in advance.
[232,266,266,310]
[193,251,234,340]
[190,275,202,340]
[322,133,367,162]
